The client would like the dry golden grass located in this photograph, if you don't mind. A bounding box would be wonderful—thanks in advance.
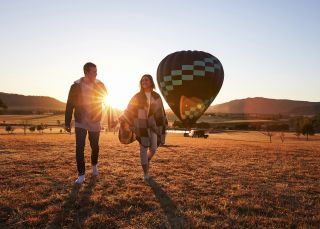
[0,132,319,228]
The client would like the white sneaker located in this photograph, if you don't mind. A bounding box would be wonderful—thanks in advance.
[143,174,150,181]
[75,175,85,184]
[92,165,98,176]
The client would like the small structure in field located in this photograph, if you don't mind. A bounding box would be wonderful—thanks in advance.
[184,129,209,139]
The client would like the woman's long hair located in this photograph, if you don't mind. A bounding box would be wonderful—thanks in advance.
[139,74,155,93]
[139,74,156,106]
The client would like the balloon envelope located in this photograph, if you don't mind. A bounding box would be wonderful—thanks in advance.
[157,50,224,126]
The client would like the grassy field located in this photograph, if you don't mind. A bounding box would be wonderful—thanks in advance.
[0,115,65,125]
[0,114,277,127]
[0,132,319,228]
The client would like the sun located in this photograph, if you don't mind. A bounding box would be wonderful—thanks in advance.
[103,94,119,110]
[102,90,131,110]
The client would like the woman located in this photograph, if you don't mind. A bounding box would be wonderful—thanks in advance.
[120,74,167,181]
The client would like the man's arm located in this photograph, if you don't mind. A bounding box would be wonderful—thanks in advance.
[65,85,75,132]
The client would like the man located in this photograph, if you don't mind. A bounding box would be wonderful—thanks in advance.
[65,62,114,184]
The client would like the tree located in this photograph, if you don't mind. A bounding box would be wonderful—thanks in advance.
[301,118,315,141]
[22,121,28,135]
[295,118,303,139]
[0,98,7,109]
[313,113,320,133]
[196,122,211,129]
[262,131,274,143]
[5,125,14,134]
[261,125,274,143]
[36,124,45,134]
[279,132,285,143]
[29,126,36,132]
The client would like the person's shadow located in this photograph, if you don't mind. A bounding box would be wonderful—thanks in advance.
[48,176,97,228]
[147,178,193,229]
[161,144,179,154]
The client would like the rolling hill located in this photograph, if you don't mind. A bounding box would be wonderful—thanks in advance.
[207,97,320,115]
[1,92,319,115]
[0,92,65,111]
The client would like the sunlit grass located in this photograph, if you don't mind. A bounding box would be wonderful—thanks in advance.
[0,132,319,227]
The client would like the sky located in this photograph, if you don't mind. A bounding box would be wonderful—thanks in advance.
[0,0,319,109]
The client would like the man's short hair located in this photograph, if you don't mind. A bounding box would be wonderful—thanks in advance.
[83,62,96,74]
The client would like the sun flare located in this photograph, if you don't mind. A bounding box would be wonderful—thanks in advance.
[104,94,119,109]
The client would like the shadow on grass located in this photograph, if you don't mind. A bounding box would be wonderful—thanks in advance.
[161,145,180,154]
[48,176,97,228]
[0,206,17,227]
[79,176,97,204]
[216,137,268,144]
[147,178,193,229]
[161,144,180,148]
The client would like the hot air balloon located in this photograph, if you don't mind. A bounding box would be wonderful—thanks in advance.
[157,50,224,127]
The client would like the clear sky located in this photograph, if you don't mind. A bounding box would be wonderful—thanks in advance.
[1,0,319,109]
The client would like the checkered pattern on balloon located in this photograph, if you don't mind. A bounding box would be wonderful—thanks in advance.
[157,51,224,126]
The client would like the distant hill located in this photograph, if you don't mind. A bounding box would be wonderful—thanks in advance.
[1,92,319,116]
[208,97,320,115]
[0,92,65,111]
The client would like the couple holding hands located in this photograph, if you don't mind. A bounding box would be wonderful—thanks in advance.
[65,62,167,184]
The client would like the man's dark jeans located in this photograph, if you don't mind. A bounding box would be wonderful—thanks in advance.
[75,127,100,176]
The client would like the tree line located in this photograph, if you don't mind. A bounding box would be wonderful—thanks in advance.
[171,114,320,141]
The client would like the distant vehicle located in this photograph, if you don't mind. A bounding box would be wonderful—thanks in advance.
[184,129,209,138]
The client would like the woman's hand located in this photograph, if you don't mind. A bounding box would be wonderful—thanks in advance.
[123,121,130,130]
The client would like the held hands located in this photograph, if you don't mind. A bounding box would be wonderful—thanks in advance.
[109,120,118,129]
[122,121,130,131]
[118,115,132,131]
